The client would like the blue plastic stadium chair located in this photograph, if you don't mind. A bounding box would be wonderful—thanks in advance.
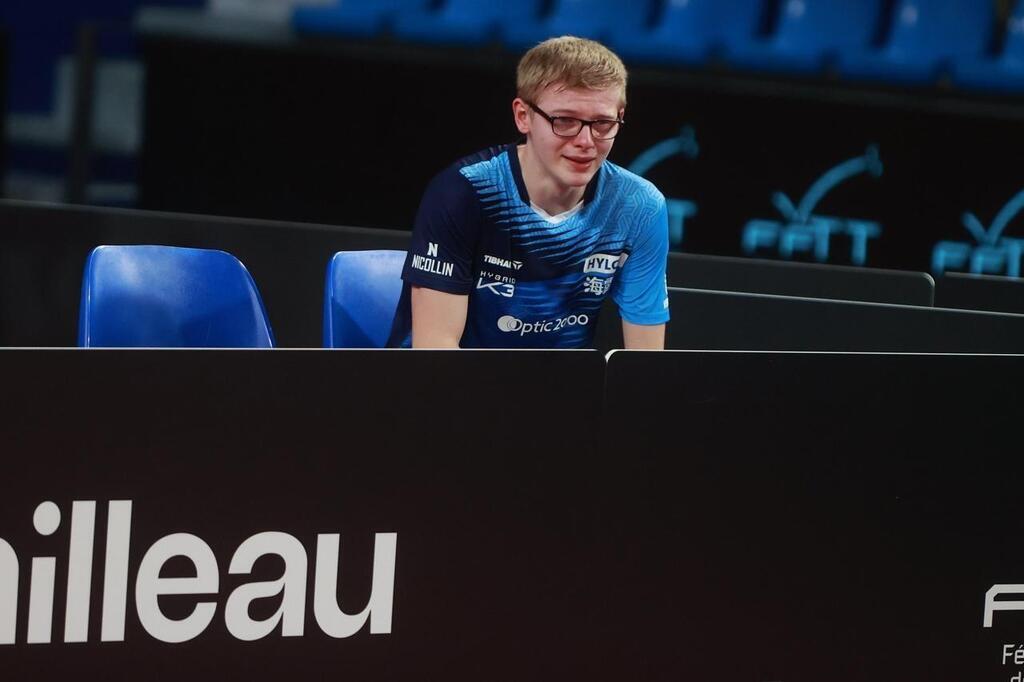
[726,0,885,75]
[500,0,654,51]
[323,250,405,348]
[612,0,763,67]
[954,0,1024,92]
[392,0,546,46]
[292,0,432,38]
[837,0,996,85]
[78,245,275,348]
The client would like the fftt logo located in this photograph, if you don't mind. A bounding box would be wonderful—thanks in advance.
[932,189,1024,278]
[0,501,397,645]
[742,145,884,266]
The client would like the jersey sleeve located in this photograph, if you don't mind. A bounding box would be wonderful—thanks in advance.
[611,193,670,325]
[401,167,480,295]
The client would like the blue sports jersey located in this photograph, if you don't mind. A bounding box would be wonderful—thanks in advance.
[387,143,669,348]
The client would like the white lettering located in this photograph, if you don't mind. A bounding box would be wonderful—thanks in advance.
[496,313,590,335]
[482,254,522,270]
[984,584,1024,627]
[411,255,455,278]
[64,501,96,643]
[27,502,60,644]
[101,501,132,642]
[225,532,307,641]
[27,558,56,644]
[314,533,397,638]
[0,502,398,646]
[427,242,438,258]
[136,534,219,644]
[0,540,17,644]
[476,277,515,297]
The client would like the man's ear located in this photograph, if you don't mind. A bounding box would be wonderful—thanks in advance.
[512,98,531,135]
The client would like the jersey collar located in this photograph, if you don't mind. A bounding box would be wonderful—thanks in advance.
[506,140,602,209]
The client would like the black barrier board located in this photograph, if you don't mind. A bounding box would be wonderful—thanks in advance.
[650,287,1024,353]
[0,349,610,680]
[669,252,934,306]
[0,200,411,347]
[936,272,1024,315]
[603,350,1024,681]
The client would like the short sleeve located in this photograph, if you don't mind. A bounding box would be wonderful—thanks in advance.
[401,168,481,295]
[611,194,670,325]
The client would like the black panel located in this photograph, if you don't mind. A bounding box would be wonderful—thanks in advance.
[0,349,609,680]
[603,351,1024,680]
[669,252,934,305]
[935,272,1024,314]
[653,286,1024,352]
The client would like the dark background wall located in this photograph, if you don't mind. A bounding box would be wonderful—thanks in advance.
[137,16,1024,276]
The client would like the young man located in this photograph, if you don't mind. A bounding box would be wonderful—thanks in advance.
[387,36,669,349]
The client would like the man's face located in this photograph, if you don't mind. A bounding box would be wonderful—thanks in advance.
[515,84,623,193]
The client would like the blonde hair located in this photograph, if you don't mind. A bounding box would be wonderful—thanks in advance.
[516,36,627,108]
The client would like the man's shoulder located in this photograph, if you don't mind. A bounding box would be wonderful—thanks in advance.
[599,159,666,208]
[451,143,514,173]
[423,144,514,204]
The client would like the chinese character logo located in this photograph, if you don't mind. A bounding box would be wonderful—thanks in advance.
[742,145,884,266]
[583,276,611,296]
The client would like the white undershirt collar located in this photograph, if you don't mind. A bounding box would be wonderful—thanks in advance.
[529,199,584,224]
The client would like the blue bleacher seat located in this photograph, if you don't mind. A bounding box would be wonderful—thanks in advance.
[611,0,763,67]
[392,1,546,46]
[837,0,996,85]
[500,0,654,52]
[725,0,885,75]
[954,0,1024,92]
[292,0,432,38]
[78,245,275,348]
[323,250,405,348]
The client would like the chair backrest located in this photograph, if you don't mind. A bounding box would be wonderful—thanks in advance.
[543,0,653,39]
[323,250,405,348]
[78,245,274,348]
[292,0,431,35]
[650,0,763,47]
[772,0,884,53]
[437,0,545,26]
[883,0,994,60]
[1002,0,1024,59]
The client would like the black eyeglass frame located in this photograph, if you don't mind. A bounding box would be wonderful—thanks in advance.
[524,101,624,140]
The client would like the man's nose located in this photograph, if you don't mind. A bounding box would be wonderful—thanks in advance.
[573,124,596,146]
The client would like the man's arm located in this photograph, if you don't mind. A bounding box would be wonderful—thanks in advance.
[411,286,468,348]
[622,320,665,350]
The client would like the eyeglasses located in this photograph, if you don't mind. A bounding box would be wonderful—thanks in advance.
[525,101,623,140]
